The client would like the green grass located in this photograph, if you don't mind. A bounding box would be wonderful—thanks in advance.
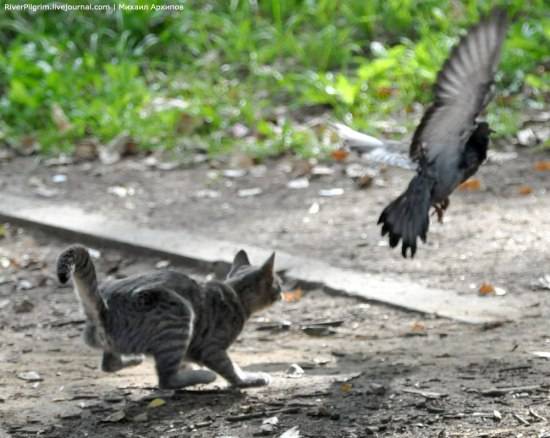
[0,0,548,158]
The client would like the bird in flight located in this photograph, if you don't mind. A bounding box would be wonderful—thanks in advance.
[378,8,509,258]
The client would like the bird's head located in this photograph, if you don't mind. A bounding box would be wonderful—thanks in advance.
[476,122,495,137]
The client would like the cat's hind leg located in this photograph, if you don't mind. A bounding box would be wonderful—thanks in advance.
[146,293,201,389]
[101,351,143,372]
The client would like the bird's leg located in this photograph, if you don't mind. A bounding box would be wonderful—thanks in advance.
[432,198,450,223]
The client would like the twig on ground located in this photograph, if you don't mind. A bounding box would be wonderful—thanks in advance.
[512,412,530,425]
[529,407,547,422]
[480,385,542,396]
[401,388,448,399]
[226,407,300,423]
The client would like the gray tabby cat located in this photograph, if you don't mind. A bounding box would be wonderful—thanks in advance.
[56,245,281,390]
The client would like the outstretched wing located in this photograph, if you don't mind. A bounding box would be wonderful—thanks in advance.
[410,8,508,162]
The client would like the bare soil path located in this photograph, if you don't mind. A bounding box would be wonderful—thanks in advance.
[1,151,549,437]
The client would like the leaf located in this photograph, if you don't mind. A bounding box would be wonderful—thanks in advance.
[147,398,166,409]
[0,224,5,239]
[518,185,533,195]
[534,161,550,172]
[340,383,352,393]
[479,282,495,296]
[458,178,481,191]
[410,321,426,333]
[51,103,72,133]
[330,149,349,161]
[334,74,357,105]
[376,86,394,98]
[282,288,302,303]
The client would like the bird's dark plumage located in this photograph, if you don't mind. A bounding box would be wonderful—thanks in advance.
[378,8,508,257]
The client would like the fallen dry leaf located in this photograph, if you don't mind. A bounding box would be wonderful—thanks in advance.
[534,161,550,172]
[282,288,303,303]
[376,86,394,98]
[330,149,349,161]
[51,103,72,133]
[74,137,99,161]
[458,178,481,191]
[147,398,166,409]
[356,174,373,189]
[340,383,353,393]
[410,321,426,333]
[518,185,533,195]
[479,282,495,296]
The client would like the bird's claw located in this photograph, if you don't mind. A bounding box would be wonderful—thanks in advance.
[431,199,450,224]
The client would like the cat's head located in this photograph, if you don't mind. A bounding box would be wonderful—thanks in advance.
[226,250,282,314]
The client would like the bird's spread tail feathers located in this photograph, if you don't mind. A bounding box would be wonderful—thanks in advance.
[57,245,106,322]
[378,174,434,258]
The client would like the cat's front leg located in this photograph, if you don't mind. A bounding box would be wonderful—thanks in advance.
[101,351,143,372]
[201,349,271,388]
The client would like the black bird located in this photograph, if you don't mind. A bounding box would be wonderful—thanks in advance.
[378,8,508,258]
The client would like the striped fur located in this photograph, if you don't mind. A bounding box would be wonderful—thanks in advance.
[57,246,281,389]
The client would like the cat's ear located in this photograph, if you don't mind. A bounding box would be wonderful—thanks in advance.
[260,252,275,280]
[227,249,250,278]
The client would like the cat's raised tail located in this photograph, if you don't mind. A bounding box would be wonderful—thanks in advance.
[57,245,106,322]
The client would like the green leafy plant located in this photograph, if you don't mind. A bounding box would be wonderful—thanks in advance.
[0,0,548,158]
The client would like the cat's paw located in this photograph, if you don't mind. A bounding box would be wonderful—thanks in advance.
[159,369,217,389]
[101,355,144,372]
[237,371,271,388]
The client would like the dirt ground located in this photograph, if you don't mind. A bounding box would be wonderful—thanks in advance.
[1,150,550,437]
[1,147,549,295]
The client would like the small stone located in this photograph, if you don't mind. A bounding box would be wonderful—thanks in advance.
[133,412,148,422]
[17,280,33,291]
[194,189,220,199]
[308,202,320,214]
[17,371,43,382]
[223,169,246,178]
[286,364,304,378]
[238,188,262,197]
[319,188,344,197]
[287,178,309,189]
[101,410,126,423]
[52,174,67,183]
[155,260,170,269]
[517,128,537,146]
[13,297,34,313]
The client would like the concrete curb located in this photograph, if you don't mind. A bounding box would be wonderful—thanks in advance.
[1,194,521,324]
